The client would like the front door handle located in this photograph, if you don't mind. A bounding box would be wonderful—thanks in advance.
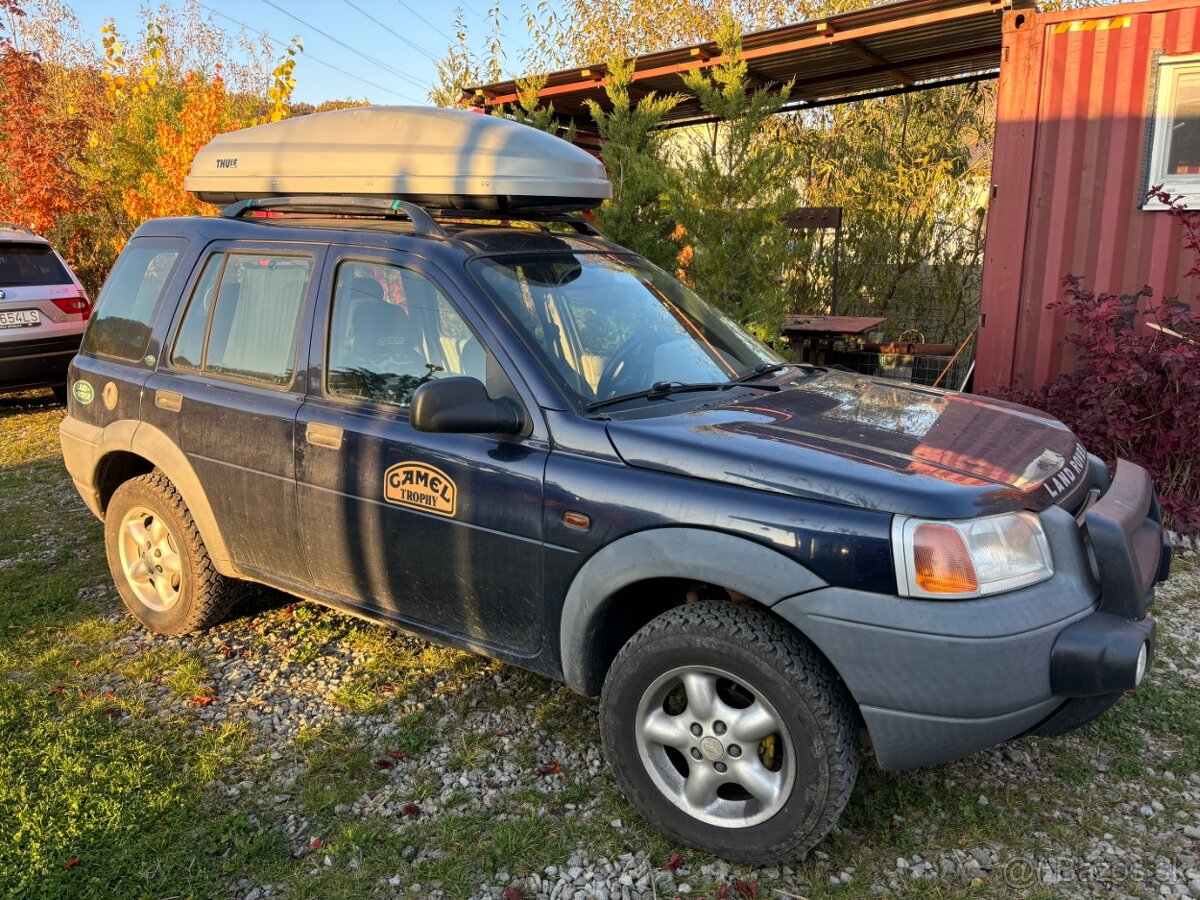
[305,421,343,450]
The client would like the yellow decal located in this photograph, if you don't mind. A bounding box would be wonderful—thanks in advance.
[1052,15,1131,35]
[384,462,457,517]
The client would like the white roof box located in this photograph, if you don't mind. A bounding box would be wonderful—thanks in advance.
[185,106,611,212]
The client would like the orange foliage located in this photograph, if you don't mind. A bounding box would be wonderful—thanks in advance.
[122,73,232,222]
[0,49,93,235]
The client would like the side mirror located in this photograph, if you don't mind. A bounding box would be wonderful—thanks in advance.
[410,377,525,435]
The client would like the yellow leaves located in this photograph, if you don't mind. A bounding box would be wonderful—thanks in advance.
[261,36,302,125]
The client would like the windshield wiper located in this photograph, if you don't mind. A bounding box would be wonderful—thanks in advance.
[727,361,803,384]
[587,375,783,413]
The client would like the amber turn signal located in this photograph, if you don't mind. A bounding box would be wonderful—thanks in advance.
[912,523,979,594]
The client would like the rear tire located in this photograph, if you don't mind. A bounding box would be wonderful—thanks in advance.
[104,472,241,635]
[600,600,859,865]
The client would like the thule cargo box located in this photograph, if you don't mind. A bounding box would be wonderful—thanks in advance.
[185,106,611,212]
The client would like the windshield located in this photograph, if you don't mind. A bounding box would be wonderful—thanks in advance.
[470,252,780,408]
[0,243,71,288]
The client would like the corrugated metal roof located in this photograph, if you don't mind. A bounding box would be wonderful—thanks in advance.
[465,0,1035,128]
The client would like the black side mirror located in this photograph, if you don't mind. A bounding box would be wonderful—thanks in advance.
[410,377,525,435]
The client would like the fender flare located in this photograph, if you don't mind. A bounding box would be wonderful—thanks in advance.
[558,527,826,695]
[89,421,236,576]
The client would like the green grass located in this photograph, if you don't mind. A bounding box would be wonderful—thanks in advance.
[2,388,1200,898]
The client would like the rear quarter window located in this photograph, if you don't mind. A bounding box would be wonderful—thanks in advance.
[0,243,71,287]
[83,237,186,361]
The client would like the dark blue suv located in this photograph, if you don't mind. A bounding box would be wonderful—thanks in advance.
[60,196,1170,864]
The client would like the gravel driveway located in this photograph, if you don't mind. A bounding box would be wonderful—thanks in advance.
[2,393,1198,899]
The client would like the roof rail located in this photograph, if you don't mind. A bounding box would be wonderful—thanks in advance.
[220,196,448,239]
[0,221,33,234]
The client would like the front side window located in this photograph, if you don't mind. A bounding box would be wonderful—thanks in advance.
[83,237,185,361]
[326,260,489,408]
[470,252,779,408]
[1147,55,1200,207]
[168,252,313,386]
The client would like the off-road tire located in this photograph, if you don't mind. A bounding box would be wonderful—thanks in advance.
[104,472,241,635]
[599,599,859,865]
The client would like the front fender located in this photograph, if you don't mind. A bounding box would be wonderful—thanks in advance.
[558,527,826,695]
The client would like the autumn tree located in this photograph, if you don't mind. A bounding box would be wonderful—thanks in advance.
[583,56,680,270]
[668,13,799,330]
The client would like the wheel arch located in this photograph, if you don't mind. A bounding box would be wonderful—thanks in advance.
[559,527,827,696]
[90,422,236,576]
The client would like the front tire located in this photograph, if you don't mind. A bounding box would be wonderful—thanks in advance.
[600,600,859,865]
[104,472,241,635]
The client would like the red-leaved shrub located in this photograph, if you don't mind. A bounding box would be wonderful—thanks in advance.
[992,188,1200,537]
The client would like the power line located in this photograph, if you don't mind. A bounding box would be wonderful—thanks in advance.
[393,0,458,45]
[196,2,426,104]
[342,0,438,63]
[258,0,431,93]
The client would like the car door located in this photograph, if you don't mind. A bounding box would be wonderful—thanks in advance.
[144,241,325,583]
[295,250,548,657]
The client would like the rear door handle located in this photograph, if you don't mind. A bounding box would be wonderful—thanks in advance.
[155,389,182,412]
[306,421,343,450]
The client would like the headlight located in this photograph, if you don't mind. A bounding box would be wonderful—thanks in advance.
[892,511,1054,599]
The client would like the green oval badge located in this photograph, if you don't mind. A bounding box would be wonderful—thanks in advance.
[72,380,94,405]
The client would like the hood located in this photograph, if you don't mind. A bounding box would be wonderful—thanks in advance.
[604,371,1089,519]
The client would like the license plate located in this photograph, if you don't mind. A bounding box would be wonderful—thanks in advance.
[0,309,40,329]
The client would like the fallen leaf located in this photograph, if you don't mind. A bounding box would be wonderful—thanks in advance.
[375,757,396,770]
[377,682,396,694]
[307,837,324,853]
[190,694,216,707]
[102,690,115,698]
[662,853,686,872]
[26,629,37,637]
[402,803,422,817]
[77,689,93,698]
[49,685,65,696]
[73,659,80,668]
[503,888,524,900]
[103,707,121,719]
[534,760,562,777]
[732,879,758,899]
[387,750,407,760]
[64,857,81,870]
[718,885,729,899]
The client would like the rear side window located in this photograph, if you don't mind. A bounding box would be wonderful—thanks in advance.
[0,243,71,287]
[171,252,313,386]
[83,237,185,361]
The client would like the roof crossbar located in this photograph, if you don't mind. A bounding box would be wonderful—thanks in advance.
[220,196,449,239]
[425,208,602,237]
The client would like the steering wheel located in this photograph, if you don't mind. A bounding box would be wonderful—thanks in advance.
[595,324,673,400]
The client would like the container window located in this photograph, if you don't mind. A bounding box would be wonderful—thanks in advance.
[1147,56,1200,208]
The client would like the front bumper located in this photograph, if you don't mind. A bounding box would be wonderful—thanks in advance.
[773,457,1168,770]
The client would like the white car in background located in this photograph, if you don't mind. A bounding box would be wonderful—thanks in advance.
[0,223,90,404]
